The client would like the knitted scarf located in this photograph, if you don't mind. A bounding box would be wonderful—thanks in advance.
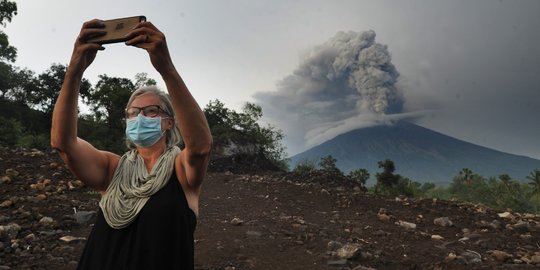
[99,146,181,229]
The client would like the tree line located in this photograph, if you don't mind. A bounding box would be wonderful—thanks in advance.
[294,155,540,213]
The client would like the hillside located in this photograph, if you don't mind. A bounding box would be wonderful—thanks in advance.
[289,121,540,184]
[1,146,540,269]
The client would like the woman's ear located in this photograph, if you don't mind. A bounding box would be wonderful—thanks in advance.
[166,118,174,130]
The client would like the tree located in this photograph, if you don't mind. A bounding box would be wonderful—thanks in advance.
[203,99,288,170]
[0,0,18,101]
[318,155,341,174]
[0,0,17,27]
[499,174,512,187]
[85,74,135,152]
[348,168,369,186]
[459,168,473,186]
[25,64,91,120]
[0,0,17,63]
[0,64,35,103]
[527,169,540,197]
[133,72,156,89]
[293,158,317,173]
[375,159,399,191]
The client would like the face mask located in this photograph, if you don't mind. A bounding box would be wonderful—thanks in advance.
[125,115,165,148]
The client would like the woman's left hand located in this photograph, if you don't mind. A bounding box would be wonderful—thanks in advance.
[125,21,176,75]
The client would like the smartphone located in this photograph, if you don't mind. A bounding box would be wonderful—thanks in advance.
[86,15,146,44]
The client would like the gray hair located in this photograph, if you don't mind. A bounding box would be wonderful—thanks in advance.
[125,85,182,149]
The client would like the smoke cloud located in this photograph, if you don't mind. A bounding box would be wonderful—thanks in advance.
[255,30,415,153]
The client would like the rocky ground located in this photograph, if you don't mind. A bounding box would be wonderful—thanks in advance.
[1,146,540,269]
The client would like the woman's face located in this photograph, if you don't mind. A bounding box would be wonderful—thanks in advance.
[129,94,173,131]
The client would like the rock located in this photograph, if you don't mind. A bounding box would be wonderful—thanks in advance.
[510,220,530,233]
[396,220,416,230]
[59,236,86,243]
[523,213,537,219]
[68,180,84,190]
[5,168,19,177]
[377,213,390,222]
[245,231,262,239]
[431,235,445,241]
[35,194,47,201]
[327,241,342,251]
[372,230,389,237]
[377,208,391,221]
[327,259,348,266]
[489,220,502,229]
[336,243,361,260]
[531,254,540,264]
[0,200,13,208]
[39,217,54,227]
[352,265,376,270]
[476,220,500,230]
[488,250,512,262]
[461,250,482,264]
[73,211,96,225]
[24,233,37,242]
[445,252,457,261]
[230,217,243,226]
[498,211,515,220]
[0,223,21,241]
[434,217,453,227]
[0,175,11,184]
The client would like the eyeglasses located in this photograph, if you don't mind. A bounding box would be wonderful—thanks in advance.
[125,105,168,119]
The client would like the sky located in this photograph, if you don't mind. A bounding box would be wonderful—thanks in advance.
[4,0,540,159]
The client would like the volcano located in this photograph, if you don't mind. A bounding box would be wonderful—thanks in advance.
[289,121,540,184]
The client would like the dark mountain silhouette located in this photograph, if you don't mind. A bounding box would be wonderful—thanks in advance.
[289,121,540,184]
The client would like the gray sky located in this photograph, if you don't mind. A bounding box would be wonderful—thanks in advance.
[4,0,540,159]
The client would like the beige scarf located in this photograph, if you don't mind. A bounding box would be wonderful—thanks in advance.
[99,146,181,229]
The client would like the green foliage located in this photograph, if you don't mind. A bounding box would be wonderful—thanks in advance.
[526,169,540,197]
[79,75,135,154]
[3,66,35,103]
[348,168,370,186]
[204,99,288,171]
[24,64,92,122]
[134,72,157,89]
[0,115,21,145]
[0,115,50,150]
[18,133,50,149]
[439,169,540,213]
[0,0,17,63]
[318,155,341,174]
[0,0,17,27]
[375,159,400,194]
[293,158,317,173]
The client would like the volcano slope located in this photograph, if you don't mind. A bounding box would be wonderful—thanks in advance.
[0,146,539,269]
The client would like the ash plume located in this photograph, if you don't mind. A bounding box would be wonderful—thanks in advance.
[255,30,414,151]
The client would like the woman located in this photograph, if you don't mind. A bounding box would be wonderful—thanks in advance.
[50,19,212,269]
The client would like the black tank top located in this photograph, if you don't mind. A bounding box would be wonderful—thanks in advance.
[77,171,197,270]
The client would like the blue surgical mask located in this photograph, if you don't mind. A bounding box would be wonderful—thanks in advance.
[125,115,165,147]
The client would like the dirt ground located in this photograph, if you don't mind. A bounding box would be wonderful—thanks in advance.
[1,146,539,269]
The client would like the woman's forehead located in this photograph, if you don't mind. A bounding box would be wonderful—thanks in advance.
[131,93,160,107]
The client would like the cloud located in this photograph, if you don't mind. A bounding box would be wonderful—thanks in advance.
[254,30,417,152]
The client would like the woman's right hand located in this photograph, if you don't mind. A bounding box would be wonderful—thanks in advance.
[67,19,106,77]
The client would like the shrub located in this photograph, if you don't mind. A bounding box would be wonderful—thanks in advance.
[294,158,317,173]
[0,116,22,145]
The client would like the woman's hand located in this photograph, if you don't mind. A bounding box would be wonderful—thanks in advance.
[125,21,176,75]
[68,19,106,77]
